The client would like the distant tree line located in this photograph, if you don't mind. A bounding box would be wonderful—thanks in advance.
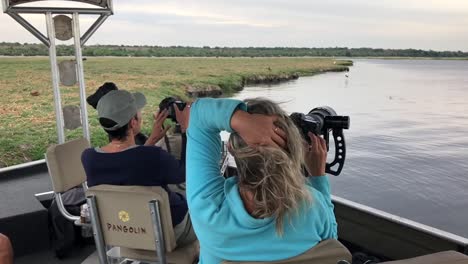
[0,42,467,58]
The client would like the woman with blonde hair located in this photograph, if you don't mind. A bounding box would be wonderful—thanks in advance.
[183,98,337,264]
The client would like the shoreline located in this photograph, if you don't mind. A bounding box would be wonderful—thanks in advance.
[186,61,352,97]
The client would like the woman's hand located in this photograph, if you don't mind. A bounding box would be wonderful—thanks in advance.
[175,103,191,133]
[231,110,287,148]
[145,109,171,146]
[304,132,327,176]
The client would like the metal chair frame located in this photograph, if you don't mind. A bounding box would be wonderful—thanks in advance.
[45,155,88,223]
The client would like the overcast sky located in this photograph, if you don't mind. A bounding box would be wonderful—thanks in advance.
[0,0,467,51]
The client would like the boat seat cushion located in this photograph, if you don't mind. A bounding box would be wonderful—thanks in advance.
[382,251,468,264]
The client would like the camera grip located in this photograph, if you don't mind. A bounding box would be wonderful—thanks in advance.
[326,129,346,176]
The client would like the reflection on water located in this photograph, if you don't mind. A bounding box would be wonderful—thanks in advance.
[231,59,468,237]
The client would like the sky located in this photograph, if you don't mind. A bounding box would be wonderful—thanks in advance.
[0,0,467,51]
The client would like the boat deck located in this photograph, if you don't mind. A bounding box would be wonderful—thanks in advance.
[14,245,96,264]
[0,162,51,256]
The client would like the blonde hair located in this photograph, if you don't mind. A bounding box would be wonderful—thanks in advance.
[228,98,311,236]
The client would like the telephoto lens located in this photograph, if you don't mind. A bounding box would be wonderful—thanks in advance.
[290,106,350,176]
[290,106,350,141]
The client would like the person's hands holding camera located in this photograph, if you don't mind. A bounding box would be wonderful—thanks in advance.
[231,110,287,148]
[304,132,327,176]
[174,102,191,133]
[145,109,171,146]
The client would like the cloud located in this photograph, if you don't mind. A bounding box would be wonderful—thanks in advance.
[0,0,467,51]
[115,2,280,28]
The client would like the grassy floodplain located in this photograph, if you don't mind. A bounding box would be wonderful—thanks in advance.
[0,57,351,167]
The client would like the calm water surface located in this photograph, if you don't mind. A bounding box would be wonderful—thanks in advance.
[231,59,468,237]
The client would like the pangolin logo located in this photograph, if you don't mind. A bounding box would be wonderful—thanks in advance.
[118,210,130,222]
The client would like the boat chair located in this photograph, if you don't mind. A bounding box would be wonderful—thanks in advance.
[45,137,90,224]
[222,239,352,264]
[86,185,199,264]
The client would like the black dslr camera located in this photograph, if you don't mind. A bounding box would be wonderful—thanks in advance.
[158,97,187,123]
[290,107,350,176]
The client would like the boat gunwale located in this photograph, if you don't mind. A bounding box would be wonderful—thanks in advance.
[332,194,468,246]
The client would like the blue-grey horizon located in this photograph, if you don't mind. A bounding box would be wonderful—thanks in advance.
[0,0,467,52]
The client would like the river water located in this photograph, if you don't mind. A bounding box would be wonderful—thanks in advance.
[230,59,468,237]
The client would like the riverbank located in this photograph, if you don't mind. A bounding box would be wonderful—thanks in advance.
[0,57,351,167]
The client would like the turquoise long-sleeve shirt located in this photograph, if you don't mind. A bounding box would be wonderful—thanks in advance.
[186,98,337,264]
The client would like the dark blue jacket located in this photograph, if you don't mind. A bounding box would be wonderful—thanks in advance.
[81,145,187,226]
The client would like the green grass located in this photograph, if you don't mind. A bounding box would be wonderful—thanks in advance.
[0,57,351,167]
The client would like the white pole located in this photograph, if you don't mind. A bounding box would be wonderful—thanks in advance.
[45,12,65,144]
[72,12,90,140]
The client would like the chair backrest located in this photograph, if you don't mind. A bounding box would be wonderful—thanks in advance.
[86,185,177,252]
[46,137,90,193]
[222,239,352,264]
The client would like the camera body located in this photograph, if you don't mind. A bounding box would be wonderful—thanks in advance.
[290,106,350,141]
[158,97,187,123]
[290,106,350,176]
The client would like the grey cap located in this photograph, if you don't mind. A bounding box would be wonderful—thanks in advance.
[96,90,147,131]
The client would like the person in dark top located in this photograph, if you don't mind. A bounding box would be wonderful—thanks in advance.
[81,90,195,245]
[86,82,148,145]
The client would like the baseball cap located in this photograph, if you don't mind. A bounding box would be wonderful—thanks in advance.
[97,90,147,131]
